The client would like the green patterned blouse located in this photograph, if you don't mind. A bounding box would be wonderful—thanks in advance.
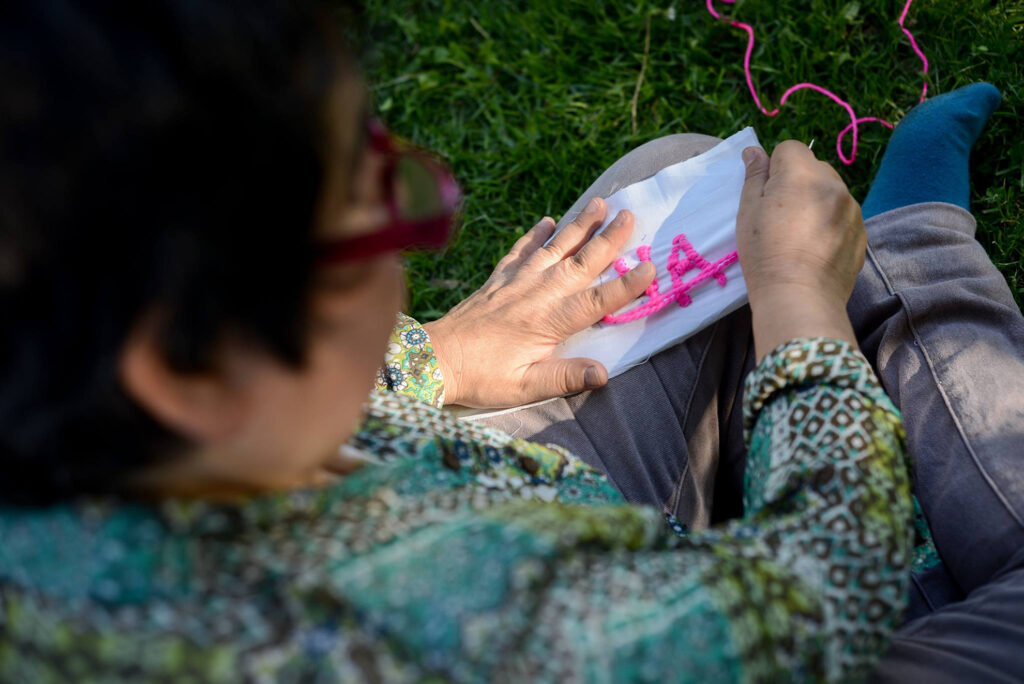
[0,316,922,682]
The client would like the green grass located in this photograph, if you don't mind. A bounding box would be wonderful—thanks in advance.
[355,0,1024,320]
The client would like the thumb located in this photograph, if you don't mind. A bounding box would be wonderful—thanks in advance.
[520,358,608,401]
[740,146,770,203]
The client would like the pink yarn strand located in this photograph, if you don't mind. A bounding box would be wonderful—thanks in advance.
[705,0,929,164]
[898,0,930,102]
[605,2,930,324]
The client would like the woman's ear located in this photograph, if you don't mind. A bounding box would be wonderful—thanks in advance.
[118,320,246,444]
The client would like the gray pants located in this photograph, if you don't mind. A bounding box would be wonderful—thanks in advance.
[478,134,1024,681]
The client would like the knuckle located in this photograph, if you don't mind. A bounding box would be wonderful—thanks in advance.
[565,214,588,232]
[829,173,849,193]
[774,140,792,155]
[583,285,607,312]
[818,159,841,178]
[536,244,560,261]
[810,172,842,195]
[783,163,814,185]
[564,251,590,276]
[775,139,806,159]
[517,252,543,272]
[804,161,827,180]
[834,187,856,209]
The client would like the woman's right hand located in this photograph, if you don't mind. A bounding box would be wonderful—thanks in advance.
[735,141,867,360]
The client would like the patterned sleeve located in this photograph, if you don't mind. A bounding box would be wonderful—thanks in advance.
[723,337,913,677]
[375,313,445,408]
[484,338,915,681]
[0,341,915,682]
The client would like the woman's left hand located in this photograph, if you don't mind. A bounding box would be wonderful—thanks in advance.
[423,197,655,408]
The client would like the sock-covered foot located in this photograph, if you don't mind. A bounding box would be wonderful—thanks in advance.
[861,82,1001,219]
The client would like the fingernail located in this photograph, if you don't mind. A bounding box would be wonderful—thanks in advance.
[584,197,601,213]
[583,366,602,389]
[742,147,758,167]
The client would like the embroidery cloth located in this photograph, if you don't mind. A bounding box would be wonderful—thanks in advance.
[552,127,760,378]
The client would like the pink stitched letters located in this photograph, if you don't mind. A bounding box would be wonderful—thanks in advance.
[602,234,738,325]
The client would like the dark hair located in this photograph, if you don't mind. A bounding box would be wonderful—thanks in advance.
[0,0,354,504]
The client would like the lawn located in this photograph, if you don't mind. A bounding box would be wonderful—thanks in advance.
[355,0,1023,321]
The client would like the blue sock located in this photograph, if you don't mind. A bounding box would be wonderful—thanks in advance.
[861,82,1001,220]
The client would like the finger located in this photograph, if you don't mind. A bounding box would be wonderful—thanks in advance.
[816,159,844,184]
[495,217,556,272]
[529,196,607,267]
[768,139,816,175]
[740,146,770,203]
[559,209,635,281]
[520,357,608,400]
[770,142,844,197]
[564,260,656,331]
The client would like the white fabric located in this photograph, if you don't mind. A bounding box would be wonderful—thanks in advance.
[551,127,762,379]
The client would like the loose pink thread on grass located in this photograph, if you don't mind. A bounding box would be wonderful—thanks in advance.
[602,234,738,325]
[705,0,929,165]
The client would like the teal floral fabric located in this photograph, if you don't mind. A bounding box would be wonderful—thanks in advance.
[375,312,445,408]
[0,336,920,682]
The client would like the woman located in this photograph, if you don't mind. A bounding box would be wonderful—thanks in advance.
[0,1,1015,681]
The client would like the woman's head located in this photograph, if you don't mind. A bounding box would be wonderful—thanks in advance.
[0,0,423,503]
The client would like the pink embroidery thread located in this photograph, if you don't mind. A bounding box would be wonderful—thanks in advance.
[602,234,738,325]
[705,0,929,165]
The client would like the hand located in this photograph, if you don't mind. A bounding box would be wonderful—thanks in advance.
[423,198,655,408]
[736,141,866,360]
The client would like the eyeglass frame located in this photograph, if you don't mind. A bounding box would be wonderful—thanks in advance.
[314,118,462,265]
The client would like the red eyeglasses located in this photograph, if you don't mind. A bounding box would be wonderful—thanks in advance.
[315,119,462,264]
